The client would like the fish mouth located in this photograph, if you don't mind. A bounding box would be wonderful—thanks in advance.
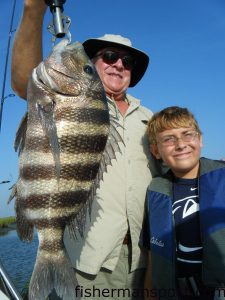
[35,63,79,97]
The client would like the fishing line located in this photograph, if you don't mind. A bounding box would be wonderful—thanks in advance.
[0,0,17,132]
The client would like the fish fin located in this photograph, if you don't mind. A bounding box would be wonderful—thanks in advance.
[15,197,34,242]
[67,204,88,239]
[7,183,17,204]
[91,116,124,191]
[68,117,124,237]
[37,99,61,178]
[7,183,34,241]
[14,112,28,155]
[29,249,79,300]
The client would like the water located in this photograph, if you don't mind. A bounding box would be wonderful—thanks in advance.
[0,229,38,293]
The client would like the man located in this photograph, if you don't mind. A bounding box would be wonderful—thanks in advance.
[11,1,153,299]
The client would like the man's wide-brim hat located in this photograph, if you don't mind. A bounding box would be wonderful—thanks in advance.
[83,34,149,87]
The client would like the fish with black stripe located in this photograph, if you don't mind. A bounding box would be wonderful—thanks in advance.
[9,39,122,300]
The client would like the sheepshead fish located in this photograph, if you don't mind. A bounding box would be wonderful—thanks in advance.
[10,39,122,300]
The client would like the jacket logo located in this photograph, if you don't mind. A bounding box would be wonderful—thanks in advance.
[150,237,164,247]
[190,187,198,191]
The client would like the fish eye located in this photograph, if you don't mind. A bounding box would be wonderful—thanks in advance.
[83,64,94,75]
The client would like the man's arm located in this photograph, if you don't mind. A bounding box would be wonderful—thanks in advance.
[11,0,47,100]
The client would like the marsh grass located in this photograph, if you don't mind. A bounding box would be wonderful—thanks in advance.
[0,216,16,228]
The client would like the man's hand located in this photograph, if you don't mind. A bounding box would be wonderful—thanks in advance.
[24,0,47,10]
[11,0,47,99]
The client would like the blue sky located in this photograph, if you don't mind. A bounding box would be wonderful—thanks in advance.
[0,0,225,217]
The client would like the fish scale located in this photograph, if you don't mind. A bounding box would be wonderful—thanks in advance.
[10,39,122,300]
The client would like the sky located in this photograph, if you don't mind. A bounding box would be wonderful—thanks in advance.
[0,0,225,217]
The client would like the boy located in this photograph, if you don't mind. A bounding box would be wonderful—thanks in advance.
[143,106,225,300]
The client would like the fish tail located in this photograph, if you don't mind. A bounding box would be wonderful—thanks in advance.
[29,249,79,300]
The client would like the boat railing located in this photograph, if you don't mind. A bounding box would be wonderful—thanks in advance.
[0,258,23,300]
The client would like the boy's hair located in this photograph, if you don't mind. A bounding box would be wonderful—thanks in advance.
[147,106,202,145]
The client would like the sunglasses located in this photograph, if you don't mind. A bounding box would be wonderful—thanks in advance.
[94,50,136,70]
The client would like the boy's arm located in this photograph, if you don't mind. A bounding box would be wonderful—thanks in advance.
[144,251,158,300]
[11,0,47,100]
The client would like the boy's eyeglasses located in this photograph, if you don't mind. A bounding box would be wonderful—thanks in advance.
[94,50,136,70]
[159,131,199,147]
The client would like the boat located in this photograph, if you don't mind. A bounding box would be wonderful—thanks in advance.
[0,259,23,300]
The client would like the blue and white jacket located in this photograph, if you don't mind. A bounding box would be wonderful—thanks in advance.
[145,157,225,299]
